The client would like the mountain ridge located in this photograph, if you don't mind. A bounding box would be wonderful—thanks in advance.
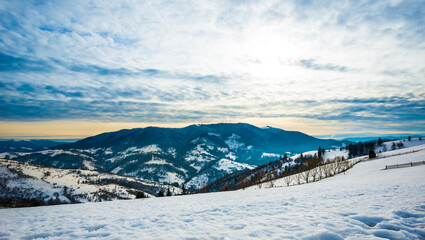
[9,123,350,188]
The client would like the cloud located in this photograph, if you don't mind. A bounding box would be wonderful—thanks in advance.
[297,59,349,72]
[0,53,54,72]
[0,0,424,135]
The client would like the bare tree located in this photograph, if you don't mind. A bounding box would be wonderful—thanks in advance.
[284,175,292,186]
[330,162,338,175]
[317,166,324,179]
[295,173,302,185]
[268,179,275,188]
[311,168,318,182]
[323,164,330,177]
[301,170,311,183]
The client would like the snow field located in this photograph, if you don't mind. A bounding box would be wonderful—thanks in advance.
[1,144,424,239]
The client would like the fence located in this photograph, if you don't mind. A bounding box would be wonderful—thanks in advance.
[384,161,425,170]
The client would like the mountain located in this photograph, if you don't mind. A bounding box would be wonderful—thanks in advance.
[0,139,68,153]
[9,123,349,189]
[0,159,179,208]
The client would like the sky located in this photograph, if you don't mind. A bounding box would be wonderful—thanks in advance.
[0,0,424,139]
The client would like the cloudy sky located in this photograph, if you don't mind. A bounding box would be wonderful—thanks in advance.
[0,0,424,139]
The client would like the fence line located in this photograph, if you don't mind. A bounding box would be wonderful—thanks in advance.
[374,148,425,160]
[384,160,425,170]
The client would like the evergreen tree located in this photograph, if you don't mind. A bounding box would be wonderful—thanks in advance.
[181,184,187,195]
[136,191,147,199]
[348,143,356,158]
[157,189,165,197]
[378,138,383,145]
[318,147,322,158]
[166,188,172,196]
[391,142,396,150]
[408,136,411,141]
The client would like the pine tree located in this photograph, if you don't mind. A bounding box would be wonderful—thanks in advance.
[166,188,172,196]
[378,138,383,145]
[158,189,165,197]
[318,147,322,158]
[408,136,411,141]
[181,184,187,195]
[136,191,146,199]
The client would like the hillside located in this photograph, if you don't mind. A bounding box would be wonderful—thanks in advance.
[0,159,179,207]
[204,138,425,192]
[8,123,348,188]
[1,143,423,239]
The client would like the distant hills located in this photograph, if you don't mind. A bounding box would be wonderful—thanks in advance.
[0,139,67,153]
[5,123,350,189]
[315,133,423,142]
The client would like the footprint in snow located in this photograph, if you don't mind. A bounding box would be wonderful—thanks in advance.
[229,224,246,230]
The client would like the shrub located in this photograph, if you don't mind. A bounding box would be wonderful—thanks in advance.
[368,149,376,159]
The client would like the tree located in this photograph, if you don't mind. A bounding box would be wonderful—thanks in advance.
[301,170,311,183]
[295,173,302,185]
[221,183,229,191]
[157,189,165,197]
[318,147,322,158]
[136,191,147,199]
[408,136,411,141]
[284,175,292,186]
[267,179,275,188]
[181,184,187,195]
[378,138,383,145]
[166,188,172,196]
[368,149,376,159]
[317,166,324,179]
[310,168,318,182]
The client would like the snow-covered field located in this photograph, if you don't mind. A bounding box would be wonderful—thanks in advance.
[1,144,424,239]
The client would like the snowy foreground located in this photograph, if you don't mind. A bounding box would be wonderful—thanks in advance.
[1,145,425,239]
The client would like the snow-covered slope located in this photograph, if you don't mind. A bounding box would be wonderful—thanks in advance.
[203,137,425,192]
[0,159,179,207]
[185,159,255,189]
[290,138,425,163]
[1,143,424,239]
